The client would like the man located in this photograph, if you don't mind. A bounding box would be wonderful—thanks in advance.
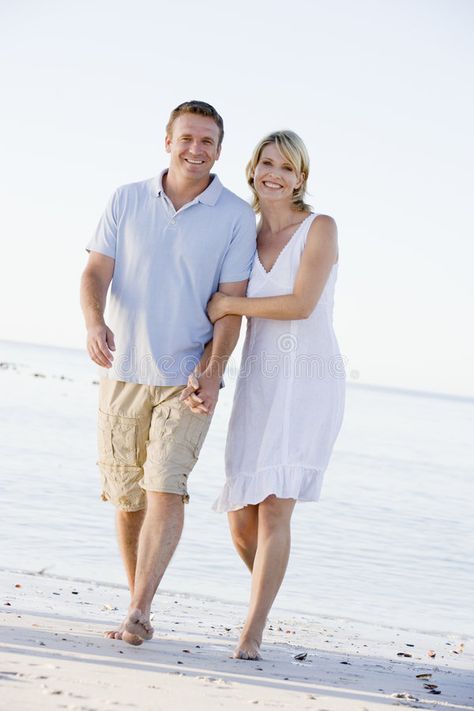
[80,100,256,646]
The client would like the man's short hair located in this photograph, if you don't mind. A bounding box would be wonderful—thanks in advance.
[166,100,224,147]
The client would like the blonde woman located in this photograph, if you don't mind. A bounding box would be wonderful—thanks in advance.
[208,131,345,660]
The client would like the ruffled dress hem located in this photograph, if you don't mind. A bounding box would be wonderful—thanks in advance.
[212,464,324,513]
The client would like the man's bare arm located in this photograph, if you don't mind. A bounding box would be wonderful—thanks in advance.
[80,251,116,368]
[181,280,248,414]
[206,280,246,378]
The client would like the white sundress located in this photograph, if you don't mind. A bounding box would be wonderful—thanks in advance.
[213,213,345,513]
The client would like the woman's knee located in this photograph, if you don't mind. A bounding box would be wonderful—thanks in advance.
[229,510,258,546]
[258,495,295,534]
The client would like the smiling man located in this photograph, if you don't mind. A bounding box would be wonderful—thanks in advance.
[80,100,256,645]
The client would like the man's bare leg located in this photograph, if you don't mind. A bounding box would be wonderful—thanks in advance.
[104,509,145,641]
[228,506,259,572]
[234,496,296,660]
[123,492,184,644]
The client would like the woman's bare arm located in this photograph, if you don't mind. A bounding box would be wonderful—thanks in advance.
[208,215,337,322]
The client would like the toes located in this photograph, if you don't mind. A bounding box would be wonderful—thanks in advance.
[233,644,261,660]
[104,628,124,640]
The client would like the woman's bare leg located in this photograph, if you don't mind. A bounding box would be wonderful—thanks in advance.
[228,505,259,572]
[234,495,296,660]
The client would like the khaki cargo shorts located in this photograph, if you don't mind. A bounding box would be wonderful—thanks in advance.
[97,379,212,511]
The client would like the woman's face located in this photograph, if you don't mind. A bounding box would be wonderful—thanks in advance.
[252,143,303,205]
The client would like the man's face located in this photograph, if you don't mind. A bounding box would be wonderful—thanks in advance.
[165,113,221,180]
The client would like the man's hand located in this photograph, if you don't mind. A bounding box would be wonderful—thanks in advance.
[87,323,116,368]
[179,369,220,415]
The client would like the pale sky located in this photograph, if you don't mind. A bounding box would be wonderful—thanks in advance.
[1,0,473,396]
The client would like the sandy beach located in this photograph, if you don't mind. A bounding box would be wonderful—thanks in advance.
[1,571,472,711]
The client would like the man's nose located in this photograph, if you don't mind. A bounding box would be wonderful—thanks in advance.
[188,140,202,154]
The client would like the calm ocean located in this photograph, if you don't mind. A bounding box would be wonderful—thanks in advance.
[1,339,472,638]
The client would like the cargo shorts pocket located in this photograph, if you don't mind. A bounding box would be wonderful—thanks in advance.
[184,411,211,457]
[98,411,138,466]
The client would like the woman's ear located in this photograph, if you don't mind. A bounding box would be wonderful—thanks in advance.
[295,172,306,190]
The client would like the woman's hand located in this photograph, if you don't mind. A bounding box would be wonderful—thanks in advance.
[207,291,229,323]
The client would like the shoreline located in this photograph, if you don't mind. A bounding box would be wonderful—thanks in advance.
[1,566,471,643]
[1,571,473,711]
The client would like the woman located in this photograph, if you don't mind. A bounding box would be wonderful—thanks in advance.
[208,131,345,660]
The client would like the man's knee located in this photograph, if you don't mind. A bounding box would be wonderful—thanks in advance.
[145,490,185,509]
[116,507,146,520]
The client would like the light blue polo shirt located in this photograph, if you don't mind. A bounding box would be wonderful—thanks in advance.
[87,171,256,385]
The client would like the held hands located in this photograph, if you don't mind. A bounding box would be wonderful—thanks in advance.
[207,291,229,324]
[179,369,220,415]
[86,322,115,368]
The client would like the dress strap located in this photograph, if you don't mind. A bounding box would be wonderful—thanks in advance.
[295,212,319,255]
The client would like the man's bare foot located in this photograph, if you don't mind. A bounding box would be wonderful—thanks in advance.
[233,635,262,660]
[104,619,143,645]
[121,630,144,646]
[124,608,154,642]
[104,618,126,640]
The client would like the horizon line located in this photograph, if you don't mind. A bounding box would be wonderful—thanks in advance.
[1,337,473,405]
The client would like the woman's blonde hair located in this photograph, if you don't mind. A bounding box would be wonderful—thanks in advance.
[246,130,312,214]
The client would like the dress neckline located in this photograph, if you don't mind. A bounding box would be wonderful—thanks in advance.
[256,213,314,275]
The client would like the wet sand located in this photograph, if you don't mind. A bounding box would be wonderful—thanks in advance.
[1,571,473,710]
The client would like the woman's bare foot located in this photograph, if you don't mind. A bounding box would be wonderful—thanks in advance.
[124,608,154,642]
[233,634,262,660]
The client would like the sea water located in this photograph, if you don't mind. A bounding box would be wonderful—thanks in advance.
[0,339,472,637]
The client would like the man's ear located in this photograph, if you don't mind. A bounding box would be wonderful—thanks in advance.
[215,144,222,161]
[165,133,172,153]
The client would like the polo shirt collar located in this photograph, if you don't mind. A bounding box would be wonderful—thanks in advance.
[154,170,223,206]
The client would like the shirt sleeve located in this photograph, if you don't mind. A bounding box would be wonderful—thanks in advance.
[85,189,119,258]
[219,204,257,284]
